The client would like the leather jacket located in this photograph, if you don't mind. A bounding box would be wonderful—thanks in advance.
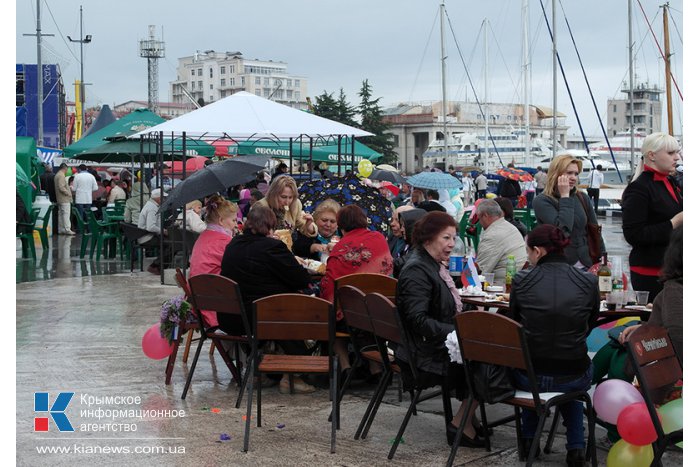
[510,254,599,375]
[396,247,459,376]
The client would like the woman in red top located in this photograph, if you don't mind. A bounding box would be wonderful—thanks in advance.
[188,195,238,328]
[622,132,682,302]
[320,204,393,372]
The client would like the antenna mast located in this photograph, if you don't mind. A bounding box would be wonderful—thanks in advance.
[139,25,165,114]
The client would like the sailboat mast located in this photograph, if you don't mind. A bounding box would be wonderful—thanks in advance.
[440,2,448,166]
[628,0,635,170]
[484,20,490,174]
[523,0,531,166]
[552,0,557,154]
[663,3,674,136]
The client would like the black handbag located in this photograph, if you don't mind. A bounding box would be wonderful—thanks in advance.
[469,362,515,404]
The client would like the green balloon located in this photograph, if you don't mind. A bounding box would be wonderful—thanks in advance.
[659,398,682,448]
[607,439,654,467]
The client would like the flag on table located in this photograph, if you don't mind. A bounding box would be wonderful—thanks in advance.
[462,256,480,287]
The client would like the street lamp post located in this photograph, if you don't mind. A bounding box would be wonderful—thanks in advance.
[67,5,91,138]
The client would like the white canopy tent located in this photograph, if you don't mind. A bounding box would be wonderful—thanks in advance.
[130,91,373,139]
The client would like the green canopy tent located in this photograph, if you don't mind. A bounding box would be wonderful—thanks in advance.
[16,137,41,209]
[75,136,215,163]
[63,108,167,158]
[232,137,380,164]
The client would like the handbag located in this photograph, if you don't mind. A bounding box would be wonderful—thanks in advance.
[469,362,515,404]
[576,192,602,264]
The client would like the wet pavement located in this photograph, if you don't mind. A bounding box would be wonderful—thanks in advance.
[16,218,682,466]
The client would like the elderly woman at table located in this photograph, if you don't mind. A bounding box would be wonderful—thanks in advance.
[220,204,316,394]
[257,175,317,237]
[292,199,341,261]
[509,224,599,464]
[395,211,484,448]
[175,200,207,234]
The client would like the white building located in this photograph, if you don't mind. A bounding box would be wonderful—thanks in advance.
[607,82,662,136]
[169,50,308,110]
[114,100,194,119]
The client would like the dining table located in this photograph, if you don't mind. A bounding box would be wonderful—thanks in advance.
[460,293,651,328]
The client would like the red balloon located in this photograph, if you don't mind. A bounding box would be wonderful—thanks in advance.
[142,323,173,360]
[617,402,658,446]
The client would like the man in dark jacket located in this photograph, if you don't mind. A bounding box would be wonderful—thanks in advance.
[39,163,59,233]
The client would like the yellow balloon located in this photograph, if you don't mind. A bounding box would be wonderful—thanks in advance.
[607,439,654,467]
[358,159,373,178]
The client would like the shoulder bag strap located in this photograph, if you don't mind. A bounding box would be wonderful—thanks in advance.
[576,191,591,223]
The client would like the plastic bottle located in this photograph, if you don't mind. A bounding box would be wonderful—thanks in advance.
[505,255,517,293]
[611,255,624,292]
[449,235,466,277]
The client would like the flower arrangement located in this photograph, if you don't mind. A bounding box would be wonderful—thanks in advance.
[159,295,196,343]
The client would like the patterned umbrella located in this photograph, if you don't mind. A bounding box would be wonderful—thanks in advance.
[495,167,534,182]
[406,171,462,190]
[298,174,393,234]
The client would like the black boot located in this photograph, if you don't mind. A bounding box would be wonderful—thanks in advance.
[566,448,586,467]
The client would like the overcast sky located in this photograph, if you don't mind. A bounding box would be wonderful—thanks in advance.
[15,0,685,137]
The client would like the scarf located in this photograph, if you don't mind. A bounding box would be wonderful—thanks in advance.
[437,261,462,316]
[206,223,233,237]
[644,165,681,204]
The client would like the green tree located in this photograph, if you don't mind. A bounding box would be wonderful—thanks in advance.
[357,79,397,165]
[313,91,339,120]
[335,88,357,128]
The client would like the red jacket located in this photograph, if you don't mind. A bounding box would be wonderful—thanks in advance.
[189,228,233,326]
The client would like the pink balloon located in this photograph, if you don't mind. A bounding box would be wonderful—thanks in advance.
[142,324,173,360]
[617,402,658,446]
[593,379,644,424]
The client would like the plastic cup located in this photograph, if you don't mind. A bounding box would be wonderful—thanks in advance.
[635,291,650,306]
[483,273,495,287]
[605,292,623,311]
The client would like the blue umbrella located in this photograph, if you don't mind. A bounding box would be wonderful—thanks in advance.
[407,172,462,190]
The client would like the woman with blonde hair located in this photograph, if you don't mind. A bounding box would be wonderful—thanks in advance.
[256,175,318,237]
[622,132,682,301]
[175,200,207,234]
[532,154,603,268]
[292,199,341,260]
[188,195,239,328]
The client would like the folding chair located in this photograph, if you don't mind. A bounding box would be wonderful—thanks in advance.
[163,268,203,385]
[449,311,597,467]
[333,273,398,401]
[243,294,337,453]
[364,292,453,460]
[625,325,683,466]
[180,274,249,408]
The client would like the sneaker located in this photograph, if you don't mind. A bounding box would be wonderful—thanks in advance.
[278,375,316,394]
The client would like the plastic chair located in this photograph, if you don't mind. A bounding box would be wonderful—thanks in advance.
[34,206,54,250]
[364,292,453,460]
[625,325,683,465]
[17,208,40,259]
[87,211,122,261]
[244,294,337,453]
[181,274,248,406]
[513,208,537,232]
[70,206,94,258]
[448,311,597,467]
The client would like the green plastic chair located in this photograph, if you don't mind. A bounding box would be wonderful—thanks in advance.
[71,206,93,258]
[34,205,54,250]
[88,211,122,261]
[513,208,537,232]
[17,209,40,259]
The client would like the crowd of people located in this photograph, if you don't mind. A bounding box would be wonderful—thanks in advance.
[33,131,681,463]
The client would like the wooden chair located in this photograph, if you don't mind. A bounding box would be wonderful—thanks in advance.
[181,274,249,408]
[164,268,203,385]
[364,292,453,460]
[333,273,398,397]
[243,294,337,453]
[625,325,683,466]
[449,311,597,467]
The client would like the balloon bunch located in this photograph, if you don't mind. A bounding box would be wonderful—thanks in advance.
[593,380,683,466]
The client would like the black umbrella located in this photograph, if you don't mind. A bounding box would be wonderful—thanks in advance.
[160,155,269,212]
[368,169,406,185]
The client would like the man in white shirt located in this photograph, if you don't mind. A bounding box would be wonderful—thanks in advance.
[137,189,169,274]
[475,199,527,283]
[72,164,98,221]
[475,171,488,199]
[587,164,604,211]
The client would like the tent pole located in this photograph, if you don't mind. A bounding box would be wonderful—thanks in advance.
[337,135,341,177]
[181,131,188,273]
[158,131,165,284]
[351,136,356,174]
[288,138,293,176]
[309,136,313,181]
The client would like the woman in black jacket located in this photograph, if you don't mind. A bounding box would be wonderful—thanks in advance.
[396,211,484,448]
[622,132,682,302]
[220,204,315,394]
[509,225,599,466]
